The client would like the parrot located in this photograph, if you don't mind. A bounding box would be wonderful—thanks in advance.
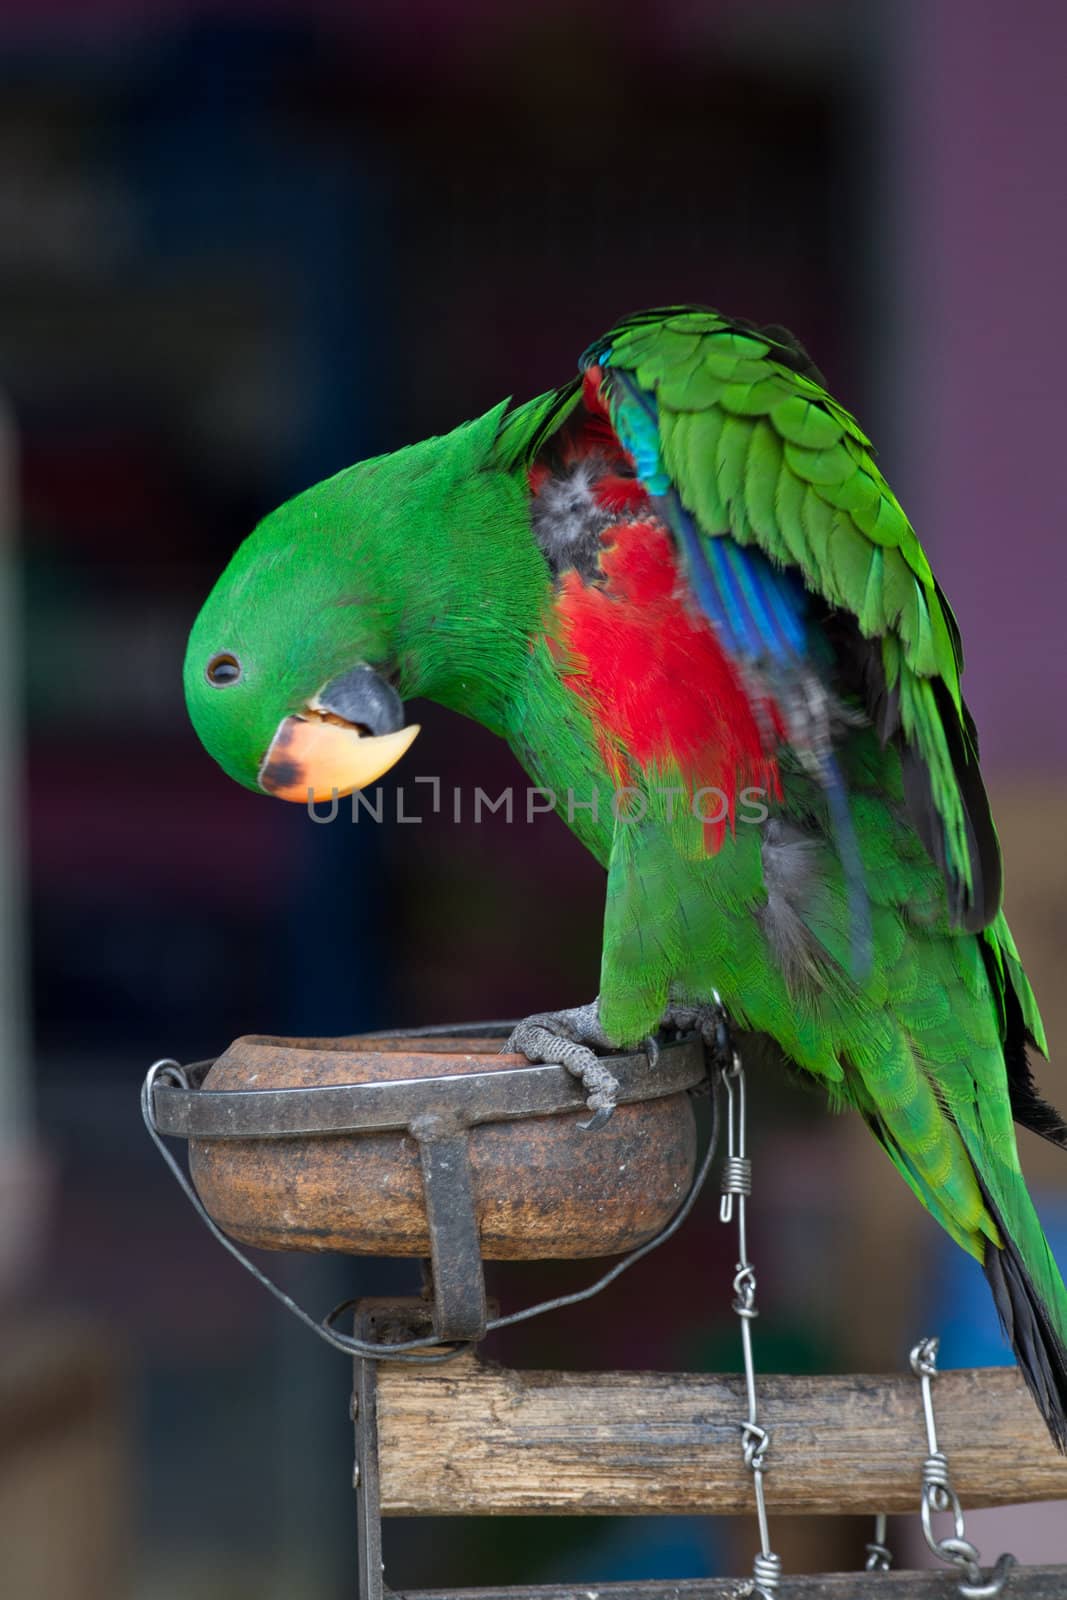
[184,304,1067,1447]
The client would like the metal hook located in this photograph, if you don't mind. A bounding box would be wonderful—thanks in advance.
[908,1334,1016,1598]
[716,1035,781,1594]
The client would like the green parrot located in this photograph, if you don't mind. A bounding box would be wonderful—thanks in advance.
[184,305,1067,1446]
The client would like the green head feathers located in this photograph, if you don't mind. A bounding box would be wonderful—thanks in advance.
[183,400,553,797]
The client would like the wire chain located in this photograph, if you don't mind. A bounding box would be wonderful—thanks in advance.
[909,1337,1017,1599]
[716,1005,782,1600]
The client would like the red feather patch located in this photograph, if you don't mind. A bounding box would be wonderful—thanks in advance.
[556,520,780,851]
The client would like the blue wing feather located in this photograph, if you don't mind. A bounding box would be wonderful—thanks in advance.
[606,368,872,978]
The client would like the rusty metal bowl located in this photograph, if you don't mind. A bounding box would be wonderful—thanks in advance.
[185,1031,700,1261]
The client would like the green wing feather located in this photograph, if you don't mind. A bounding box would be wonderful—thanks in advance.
[596,306,1001,932]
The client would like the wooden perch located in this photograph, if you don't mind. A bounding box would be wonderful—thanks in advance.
[376,1354,1067,1517]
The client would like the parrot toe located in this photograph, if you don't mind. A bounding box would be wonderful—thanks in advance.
[504,1002,621,1131]
[659,1000,735,1071]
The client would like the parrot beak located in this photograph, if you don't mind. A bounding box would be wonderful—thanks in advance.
[258,665,419,803]
[258,717,419,802]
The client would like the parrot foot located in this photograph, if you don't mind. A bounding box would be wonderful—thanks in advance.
[504,1001,621,1132]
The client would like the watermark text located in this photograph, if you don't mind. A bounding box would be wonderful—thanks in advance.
[305,782,770,827]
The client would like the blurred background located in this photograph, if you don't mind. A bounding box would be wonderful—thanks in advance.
[1,0,1065,1594]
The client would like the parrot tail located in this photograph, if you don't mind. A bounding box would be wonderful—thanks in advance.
[981,1189,1067,1451]
[858,1042,1067,1451]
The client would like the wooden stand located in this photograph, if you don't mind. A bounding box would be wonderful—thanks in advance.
[352,1302,1067,1599]
[144,1047,1067,1595]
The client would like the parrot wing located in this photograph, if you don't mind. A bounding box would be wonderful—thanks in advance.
[499,308,1064,1445]
[576,306,1001,944]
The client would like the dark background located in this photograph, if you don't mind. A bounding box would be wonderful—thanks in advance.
[2,2,1066,1594]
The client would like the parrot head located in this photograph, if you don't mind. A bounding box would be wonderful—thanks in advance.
[183,459,422,803]
[184,400,547,802]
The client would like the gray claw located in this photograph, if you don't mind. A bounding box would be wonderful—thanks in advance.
[578,1104,615,1133]
[504,1010,620,1132]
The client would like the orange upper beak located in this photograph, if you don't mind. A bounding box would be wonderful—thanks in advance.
[258,714,420,802]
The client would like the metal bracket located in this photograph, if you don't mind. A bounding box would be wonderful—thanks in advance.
[352,1300,437,1600]
[413,1118,487,1342]
[150,1038,707,1141]
[353,1321,383,1600]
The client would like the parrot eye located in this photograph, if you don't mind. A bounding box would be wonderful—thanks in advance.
[206,652,242,687]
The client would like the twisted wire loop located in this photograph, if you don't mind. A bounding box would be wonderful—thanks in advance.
[741,1420,770,1474]
[957,1553,1020,1600]
[752,1553,783,1592]
[732,1263,758,1318]
[721,1155,752,1201]
[714,1002,782,1600]
[908,1335,1017,1599]
[864,1512,892,1572]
